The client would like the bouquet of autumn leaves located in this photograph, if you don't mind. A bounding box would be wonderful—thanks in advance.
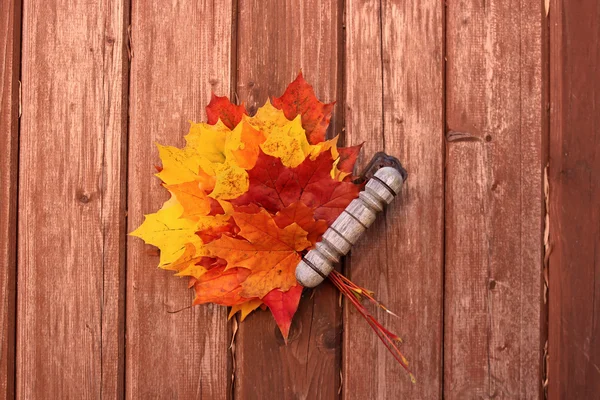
[132,74,362,340]
[132,74,413,380]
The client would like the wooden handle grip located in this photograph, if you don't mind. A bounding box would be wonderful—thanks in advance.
[295,166,404,288]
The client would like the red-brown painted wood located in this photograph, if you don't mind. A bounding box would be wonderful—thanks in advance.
[234,1,343,398]
[0,0,20,398]
[17,0,128,397]
[343,0,444,398]
[10,2,600,398]
[445,1,545,398]
[127,1,232,398]
[548,1,600,398]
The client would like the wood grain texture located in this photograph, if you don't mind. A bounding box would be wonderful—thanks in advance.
[17,0,128,398]
[548,1,600,398]
[445,1,544,398]
[0,0,20,398]
[126,1,232,398]
[234,1,342,398]
[343,0,444,398]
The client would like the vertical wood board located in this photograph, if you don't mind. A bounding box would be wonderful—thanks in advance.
[548,1,600,398]
[343,0,444,398]
[444,1,544,398]
[126,1,232,398]
[0,0,21,398]
[234,1,343,398]
[17,0,128,397]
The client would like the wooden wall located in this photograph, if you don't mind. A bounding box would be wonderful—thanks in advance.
[0,0,596,398]
[548,1,600,399]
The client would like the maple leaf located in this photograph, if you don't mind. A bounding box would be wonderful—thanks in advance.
[193,266,251,306]
[229,298,263,321]
[233,151,361,224]
[245,101,340,169]
[204,209,311,298]
[224,121,266,170]
[130,197,205,271]
[260,114,311,168]
[272,72,334,144]
[274,202,328,246]
[171,243,208,279]
[225,285,303,340]
[208,160,249,200]
[244,100,293,137]
[206,93,247,130]
[165,181,211,220]
[156,121,251,201]
[154,120,228,187]
[197,217,239,244]
[262,285,303,342]
[337,143,363,175]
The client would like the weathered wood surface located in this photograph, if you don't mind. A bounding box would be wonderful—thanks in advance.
[17,0,128,398]
[343,0,444,398]
[445,0,544,398]
[548,1,600,398]
[6,0,600,398]
[126,1,232,398]
[234,1,343,398]
[0,0,20,398]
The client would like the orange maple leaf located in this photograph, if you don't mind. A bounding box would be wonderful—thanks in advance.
[204,209,311,298]
[193,266,250,306]
[165,181,211,220]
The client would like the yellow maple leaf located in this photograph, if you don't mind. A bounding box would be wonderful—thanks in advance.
[130,197,205,270]
[184,120,228,163]
[228,299,263,321]
[155,144,215,185]
[245,99,290,136]
[260,115,312,168]
[209,160,249,200]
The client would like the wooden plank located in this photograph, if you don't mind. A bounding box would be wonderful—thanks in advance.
[343,0,444,398]
[126,1,232,398]
[444,1,544,398]
[17,0,128,397]
[548,1,600,398]
[0,0,20,398]
[234,1,342,398]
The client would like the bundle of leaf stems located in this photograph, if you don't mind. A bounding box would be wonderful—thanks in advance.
[328,270,416,383]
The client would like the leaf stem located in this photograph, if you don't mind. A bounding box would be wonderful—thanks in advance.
[329,271,415,383]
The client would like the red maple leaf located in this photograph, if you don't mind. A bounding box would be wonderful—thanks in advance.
[232,151,361,224]
[274,202,328,245]
[262,285,304,342]
[337,143,363,174]
[205,93,247,129]
[272,72,334,144]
